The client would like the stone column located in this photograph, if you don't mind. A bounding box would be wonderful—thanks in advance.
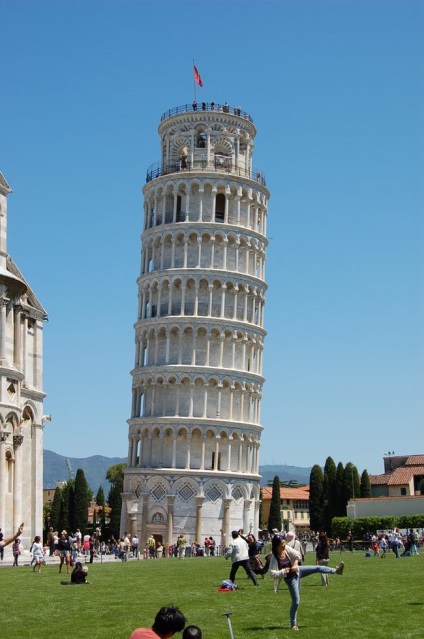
[138,434,144,467]
[185,192,190,222]
[195,496,204,543]
[254,499,261,535]
[171,434,177,468]
[183,238,189,269]
[173,192,178,223]
[200,435,206,470]
[185,434,191,469]
[224,192,229,224]
[198,190,203,222]
[229,387,234,421]
[223,498,232,548]
[171,238,176,268]
[130,515,138,537]
[220,283,226,318]
[140,493,149,549]
[180,282,186,316]
[193,283,199,317]
[244,499,252,533]
[189,383,194,417]
[210,239,215,269]
[208,285,213,316]
[130,437,137,467]
[0,432,10,529]
[214,436,220,470]
[223,237,228,270]
[13,304,22,367]
[227,436,232,471]
[0,296,7,362]
[13,434,24,530]
[196,238,202,267]
[238,439,243,471]
[167,495,175,546]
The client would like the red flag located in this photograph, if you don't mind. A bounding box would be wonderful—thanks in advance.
[193,65,203,87]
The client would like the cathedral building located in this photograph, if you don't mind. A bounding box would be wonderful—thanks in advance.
[122,102,269,548]
[0,172,47,544]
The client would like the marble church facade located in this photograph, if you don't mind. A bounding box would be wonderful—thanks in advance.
[0,172,47,545]
[122,103,269,548]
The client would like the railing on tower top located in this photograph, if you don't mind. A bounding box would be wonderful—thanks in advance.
[160,103,253,122]
[146,158,266,186]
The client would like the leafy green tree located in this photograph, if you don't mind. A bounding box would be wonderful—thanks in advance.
[309,464,324,531]
[50,486,62,532]
[267,475,282,533]
[74,468,90,534]
[335,462,345,516]
[323,456,337,534]
[107,463,126,537]
[360,469,371,498]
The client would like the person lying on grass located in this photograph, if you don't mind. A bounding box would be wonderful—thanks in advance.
[71,561,89,584]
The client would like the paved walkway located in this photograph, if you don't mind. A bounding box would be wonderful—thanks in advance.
[0,548,139,568]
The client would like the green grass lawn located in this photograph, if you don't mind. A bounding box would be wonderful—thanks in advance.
[1,551,422,639]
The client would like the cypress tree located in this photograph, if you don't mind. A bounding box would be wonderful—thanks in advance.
[360,469,371,497]
[267,475,282,533]
[68,483,76,532]
[60,483,71,532]
[335,461,345,516]
[95,486,105,533]
[106,463,126,537]
[309,464,324,532]
[352,464,361,498]
[342,462,361,514]
[96,486,106,507]
[323,456,337,534]
[74,468,90,535]
[50,486,63,532]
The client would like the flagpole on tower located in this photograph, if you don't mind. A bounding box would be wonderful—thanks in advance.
[193,61,203,103]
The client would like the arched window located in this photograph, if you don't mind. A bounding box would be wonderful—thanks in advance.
[215,194,225,222]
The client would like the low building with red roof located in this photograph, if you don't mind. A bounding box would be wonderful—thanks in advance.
[260,485,310,531]
[346,454,424,519]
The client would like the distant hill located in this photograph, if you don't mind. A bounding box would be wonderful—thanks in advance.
[44,450,311,492]
[259,465,311,487]
[44,450,126,494]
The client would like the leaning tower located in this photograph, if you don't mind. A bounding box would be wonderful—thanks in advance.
[122,102,269,550]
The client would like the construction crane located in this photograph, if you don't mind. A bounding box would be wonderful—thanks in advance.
[65,458,74,479]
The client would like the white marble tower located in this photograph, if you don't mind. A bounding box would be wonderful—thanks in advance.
[122,102,269,549]
[0,172,48,545]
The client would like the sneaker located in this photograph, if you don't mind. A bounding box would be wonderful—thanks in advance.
[291,626,299,631]
[335,561,344,575]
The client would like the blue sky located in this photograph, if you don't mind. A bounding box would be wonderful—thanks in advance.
[1,0,423,476]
